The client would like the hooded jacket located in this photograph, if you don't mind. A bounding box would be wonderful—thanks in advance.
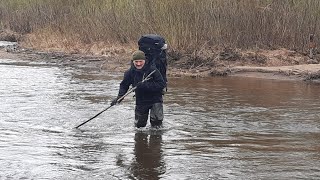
[117,61,166,105]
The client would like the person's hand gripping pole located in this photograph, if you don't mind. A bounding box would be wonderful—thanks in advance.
[74,70,156,129]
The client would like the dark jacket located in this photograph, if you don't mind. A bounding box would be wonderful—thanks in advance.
[117,63,166,105]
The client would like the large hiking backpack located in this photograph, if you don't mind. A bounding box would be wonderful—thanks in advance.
[138,34,168,83]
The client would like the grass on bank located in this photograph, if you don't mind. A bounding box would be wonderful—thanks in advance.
[0,0,319,66]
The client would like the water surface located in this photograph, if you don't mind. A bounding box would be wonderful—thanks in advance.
[1,57,320,180]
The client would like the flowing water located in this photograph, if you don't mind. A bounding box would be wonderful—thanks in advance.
[1,53,320,179]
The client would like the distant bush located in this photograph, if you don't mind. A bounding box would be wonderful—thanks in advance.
[0,0,319,53]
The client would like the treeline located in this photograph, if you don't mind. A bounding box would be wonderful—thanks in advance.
[0,0,319,53]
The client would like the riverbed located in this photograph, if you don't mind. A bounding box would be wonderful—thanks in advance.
[1,53,320,179]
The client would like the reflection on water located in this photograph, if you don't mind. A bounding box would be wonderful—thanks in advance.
[1,59,320,179]
[131,131,165,180]
[116,130,165,180]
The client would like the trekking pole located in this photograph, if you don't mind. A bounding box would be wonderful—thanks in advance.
[74,70,156,129]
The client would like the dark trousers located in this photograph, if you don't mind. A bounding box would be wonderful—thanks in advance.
[135,103,163,128]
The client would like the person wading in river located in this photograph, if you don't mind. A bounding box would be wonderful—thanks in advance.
[111,50,166,128]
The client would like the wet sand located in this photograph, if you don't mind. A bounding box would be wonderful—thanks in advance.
[230,65,320,82]
[1,48,320,83]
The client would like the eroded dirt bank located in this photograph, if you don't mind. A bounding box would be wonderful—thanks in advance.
[1,44,320,83]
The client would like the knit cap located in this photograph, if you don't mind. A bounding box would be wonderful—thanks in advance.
[132,50,146,61]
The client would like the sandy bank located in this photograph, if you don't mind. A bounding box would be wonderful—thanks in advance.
[1,47,320,83]
[229,65,320,82]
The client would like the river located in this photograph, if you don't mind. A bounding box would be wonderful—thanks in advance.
[1,52,320,179]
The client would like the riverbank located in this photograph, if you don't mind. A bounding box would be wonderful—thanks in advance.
[1,42,320,83]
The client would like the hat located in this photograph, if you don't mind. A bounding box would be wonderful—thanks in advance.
[132,50,146,61]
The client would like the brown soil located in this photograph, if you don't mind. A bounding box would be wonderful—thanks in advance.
[168,48,320,82]
[0,47,131,72]
[1,44,320,83]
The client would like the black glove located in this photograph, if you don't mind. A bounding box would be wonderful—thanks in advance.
[110,96,123,106]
